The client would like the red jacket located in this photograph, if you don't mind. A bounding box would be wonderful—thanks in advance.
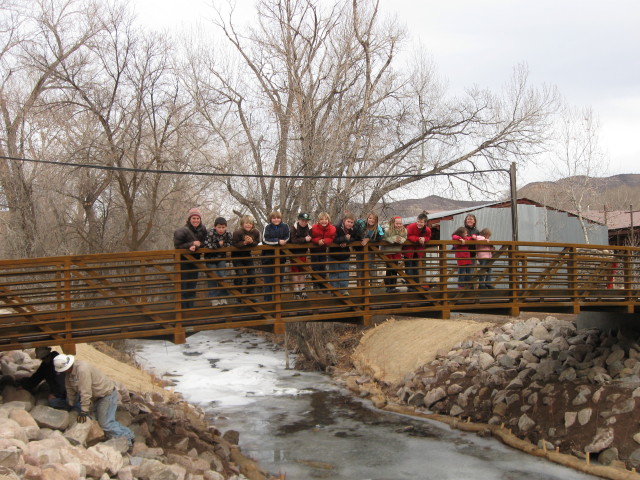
[452,234,472,266]
[403,222,432,259]
[311,223,336,251]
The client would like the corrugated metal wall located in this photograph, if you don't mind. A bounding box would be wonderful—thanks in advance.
[439,204,608,246]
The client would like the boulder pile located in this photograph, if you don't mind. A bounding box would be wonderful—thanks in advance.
[352,316,640,469]
[0,349,269,480]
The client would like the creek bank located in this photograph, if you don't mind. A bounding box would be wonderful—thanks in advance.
[0,346,273,480]
[339,315,640,479]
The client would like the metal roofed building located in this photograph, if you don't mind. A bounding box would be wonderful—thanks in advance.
[402,198,609,247]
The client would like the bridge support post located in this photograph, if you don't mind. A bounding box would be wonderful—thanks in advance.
[440,310,450,319]
[174,327,186,344]
[273,321,285,335]
[510,306,520,317]
[61,343,76,355]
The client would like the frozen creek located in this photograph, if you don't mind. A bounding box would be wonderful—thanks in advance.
[135,330,597,480]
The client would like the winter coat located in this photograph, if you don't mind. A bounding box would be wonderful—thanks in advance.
[310,223,336,252]
[205,230,233,259]
[262,222,290,262]
[231,227,260,258]
[290,221,312,255]
[452,234,472,266]
[21,351,66,399]
[328,221,357,260]
[382,226,407,253]
[403,222,432,259]
[353,219,383,242]
[475,235,494,259]
[173,222,207,261]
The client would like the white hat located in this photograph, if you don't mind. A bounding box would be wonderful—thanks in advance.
[53,354,75,372]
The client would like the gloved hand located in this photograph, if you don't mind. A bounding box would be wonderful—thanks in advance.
[77,411,89,423]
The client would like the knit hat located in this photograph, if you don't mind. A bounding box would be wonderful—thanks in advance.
[53,354,75,372]
[214,216,227,226]
[35,346,52,359]
[187,208,202,220]
[298,213,310,220]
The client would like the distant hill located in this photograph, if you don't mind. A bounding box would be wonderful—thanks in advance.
[380,195,487,219]
[380,174,640,219]
[517,174,640,211]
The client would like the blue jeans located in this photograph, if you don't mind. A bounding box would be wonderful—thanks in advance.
[478,259,492,284]
[457,266,473,287]
[93,389,135,445]
[179,262,199,309]
[328,260,349,289]
[206,260,228,298]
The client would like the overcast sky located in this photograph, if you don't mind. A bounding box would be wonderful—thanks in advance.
[132,0,639,185]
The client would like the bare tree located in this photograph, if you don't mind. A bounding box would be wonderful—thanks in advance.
[549,106,609,243]
[187,0,559,226]
[0,0,103,257]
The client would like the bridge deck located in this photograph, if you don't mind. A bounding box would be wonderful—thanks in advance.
[0,241,638,353]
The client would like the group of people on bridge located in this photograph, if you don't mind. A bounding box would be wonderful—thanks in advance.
[173,209,494,308]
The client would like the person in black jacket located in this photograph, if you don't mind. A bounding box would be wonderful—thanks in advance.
[328,213,358,295]
[18,347,70,410]
[290,212,312,299]
[173,208,207,309]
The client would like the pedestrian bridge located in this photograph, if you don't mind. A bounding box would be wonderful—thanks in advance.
[0,241,638,353]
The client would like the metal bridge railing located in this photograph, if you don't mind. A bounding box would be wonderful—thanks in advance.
[0,241,638,353]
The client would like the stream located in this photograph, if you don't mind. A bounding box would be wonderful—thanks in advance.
[135,329,597,480]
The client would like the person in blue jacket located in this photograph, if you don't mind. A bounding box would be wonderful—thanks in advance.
[262,211,290,302]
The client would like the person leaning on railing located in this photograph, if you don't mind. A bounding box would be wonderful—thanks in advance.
[230,215,261,295]
[403,212,432,291]
[173,208,207,309]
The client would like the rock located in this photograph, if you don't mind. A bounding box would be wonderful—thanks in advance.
[449,405,464,416]
[0,418,29,444]
[136,458,186,480]
[564,412,577,428]
[628,448,640,468]
[611,398,636,415]
[518,414,535,432]
[477,353,494,370]
[558,368,577,382]
[423,387,446,408]
[89,444,124,476]
[606,349,625,365]
[571,390,590,406]
[577,408,592,426]
[492,402,507,417]
[585,428,614,454]
[407,391,425,406]
[531,324,551,341]
[633,433,640,444]
[29,405,70,431]
[597,447,619,466]
[512,322,533,340]
[0,447,24,472]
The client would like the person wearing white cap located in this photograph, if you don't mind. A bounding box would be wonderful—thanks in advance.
[54,354,134,446]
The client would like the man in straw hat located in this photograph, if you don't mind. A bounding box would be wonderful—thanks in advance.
[54,354,135,446]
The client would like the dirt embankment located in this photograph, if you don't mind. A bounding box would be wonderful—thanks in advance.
[344,313,640,480]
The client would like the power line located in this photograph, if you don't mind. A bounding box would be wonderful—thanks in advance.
[0,154,508,180]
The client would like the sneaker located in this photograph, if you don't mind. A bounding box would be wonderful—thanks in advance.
[385,287,398,293]
[219,298,228,305]
[293,293,300,300]
[341,290,350,296]
[300,291,308,299]
[211,299,221,306]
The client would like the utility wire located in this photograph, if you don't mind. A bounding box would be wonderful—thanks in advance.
[0,154,508,179]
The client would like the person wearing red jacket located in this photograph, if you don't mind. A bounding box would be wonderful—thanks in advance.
[310,212,336,289]
[452,227,473,288]
[403,213,431,291]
